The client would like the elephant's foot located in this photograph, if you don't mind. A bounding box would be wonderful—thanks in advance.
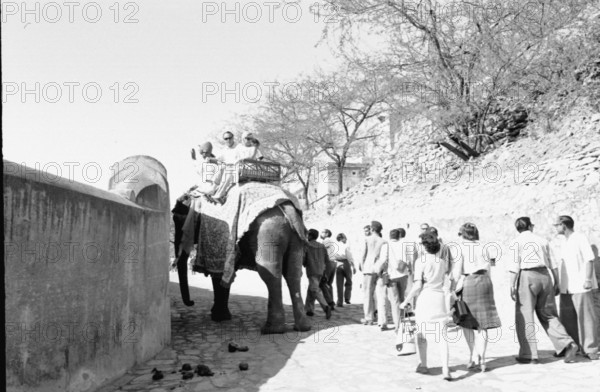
[293,318,312,332]
[260,322,288,335]
[211,309,232,322]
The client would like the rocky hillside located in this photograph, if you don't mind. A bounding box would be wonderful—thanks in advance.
[304,101,600,284]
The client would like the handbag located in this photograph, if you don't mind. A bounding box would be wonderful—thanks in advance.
[452,294,479,328]
[452,299,469,323]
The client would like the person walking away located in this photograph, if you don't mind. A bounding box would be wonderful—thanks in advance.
[553,215,599,360]
[509,217,578,364]
[452,223,501,372]
[385,228,418,331]
[320,229,337,310]
[360,221,386,325]
[334,233,356,307]
[401,233,454,381]
[304,229,332,319]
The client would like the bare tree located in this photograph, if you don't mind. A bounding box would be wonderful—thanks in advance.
[302,67,388,193]
[242,89,321,209]
[321,0,599,159]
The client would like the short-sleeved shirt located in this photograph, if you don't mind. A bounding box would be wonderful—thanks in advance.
[333,242,354,264]
[321,238,337,260]
[388,239,419,279]
[414,252,448,291]
[556,232,598,294]
[234,144,260,161]
[453,240,492,278]
[509,231,555,274]
[217,144,239,164]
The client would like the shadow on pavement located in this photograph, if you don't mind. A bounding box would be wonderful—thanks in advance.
[164,282,363,391]
[445,349,565,382]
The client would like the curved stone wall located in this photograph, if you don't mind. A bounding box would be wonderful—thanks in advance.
[4,156,171,392]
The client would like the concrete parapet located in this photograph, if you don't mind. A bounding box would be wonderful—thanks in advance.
[4,156,171,392]
[108,155,169,211]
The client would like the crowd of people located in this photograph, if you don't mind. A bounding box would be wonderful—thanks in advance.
[303,217,599,381]
[185,132,598,381]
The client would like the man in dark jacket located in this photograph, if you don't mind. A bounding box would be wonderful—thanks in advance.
[304,229,332,319]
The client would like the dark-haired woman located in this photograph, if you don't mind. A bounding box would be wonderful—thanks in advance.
[401,233,454,381]
[453,223,501,373]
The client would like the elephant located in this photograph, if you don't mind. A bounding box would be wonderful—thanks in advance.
[173,197,311,335]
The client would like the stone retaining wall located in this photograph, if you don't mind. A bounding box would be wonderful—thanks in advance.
[4,156,171,392]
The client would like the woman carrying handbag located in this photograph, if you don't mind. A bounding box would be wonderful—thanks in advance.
[400,232,455,381]
[452,223,502,373]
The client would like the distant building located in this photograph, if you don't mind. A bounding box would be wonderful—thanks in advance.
[280,162,369,209]
[313,162,370,208]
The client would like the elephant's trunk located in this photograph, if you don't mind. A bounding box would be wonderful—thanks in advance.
[176,250,195,306]
[172,213,188,259]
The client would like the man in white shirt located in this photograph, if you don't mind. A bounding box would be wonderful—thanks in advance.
[360,221,387,327]
[554,215,599,360]
[218,131,238,164]
[378,228,418,331]
[212,131,265,202]
[333,233,356,307]
[510,217,578,364]
[320,229,337,310]
[211,131,239,202]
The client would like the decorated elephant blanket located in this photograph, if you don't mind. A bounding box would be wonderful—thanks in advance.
[180,182,305,286]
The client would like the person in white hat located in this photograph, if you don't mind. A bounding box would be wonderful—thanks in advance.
[235,131,263,161]
[190,142,220,196]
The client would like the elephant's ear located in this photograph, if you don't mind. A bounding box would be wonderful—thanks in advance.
[278,202,308,243]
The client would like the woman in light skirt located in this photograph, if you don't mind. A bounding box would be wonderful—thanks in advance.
[401,232,454,381]
[452,223,501,372]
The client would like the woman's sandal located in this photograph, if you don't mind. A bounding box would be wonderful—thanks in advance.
[442,368,453,381]
[415,365,430,375]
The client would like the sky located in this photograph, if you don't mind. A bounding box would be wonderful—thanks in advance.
[2,0,342,199]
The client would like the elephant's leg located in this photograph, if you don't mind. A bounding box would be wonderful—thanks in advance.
[283,233,311,332]
[253,228,287,334]
[256,263,286,334]
[210,274,232,321]
[176,250,195,306]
